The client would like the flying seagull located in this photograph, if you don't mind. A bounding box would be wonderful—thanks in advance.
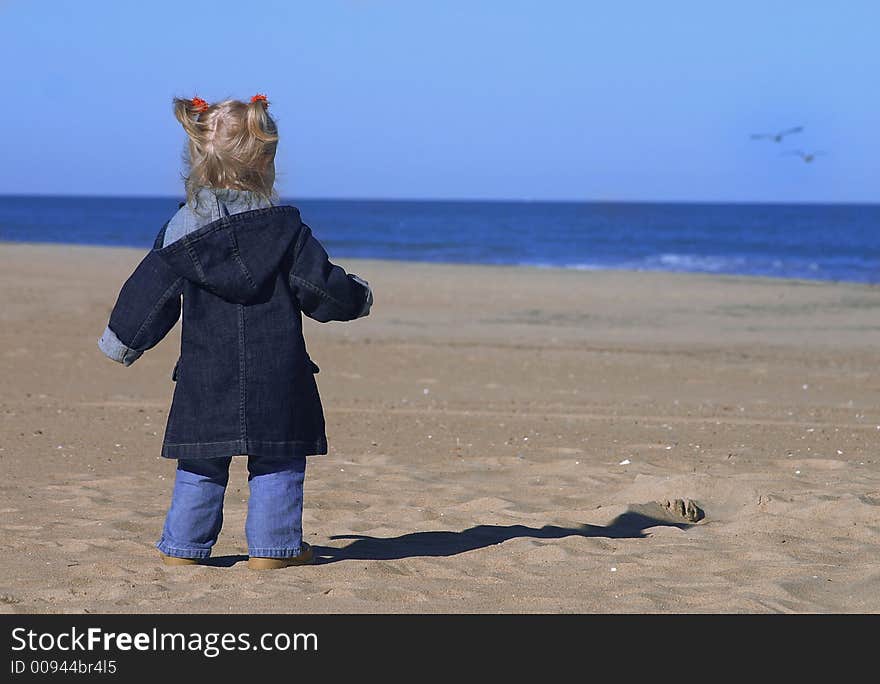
[751,126,804,142]
[783,149,827,163]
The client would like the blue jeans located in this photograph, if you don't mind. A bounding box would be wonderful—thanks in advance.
[156,456,306,559]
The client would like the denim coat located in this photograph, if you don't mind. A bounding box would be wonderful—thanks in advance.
[98,203,371,460]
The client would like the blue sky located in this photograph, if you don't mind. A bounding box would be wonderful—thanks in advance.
[0,1,876,202]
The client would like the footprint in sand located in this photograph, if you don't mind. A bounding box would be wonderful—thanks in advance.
[624,498,706,525]
[659,498,705,523]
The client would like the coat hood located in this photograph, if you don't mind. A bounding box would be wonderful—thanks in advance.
[156,206,301,304]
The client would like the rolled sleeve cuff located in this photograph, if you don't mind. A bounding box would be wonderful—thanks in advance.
[98,325,143,366]
[350,274,373,318]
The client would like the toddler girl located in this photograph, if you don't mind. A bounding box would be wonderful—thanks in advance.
[98,94,372,569]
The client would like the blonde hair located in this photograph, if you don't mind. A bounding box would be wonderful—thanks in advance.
[173,96,279,209]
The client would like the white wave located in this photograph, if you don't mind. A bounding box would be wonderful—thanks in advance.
[646,253,747,272]
[519,261,609,271]
[516,254,878,283]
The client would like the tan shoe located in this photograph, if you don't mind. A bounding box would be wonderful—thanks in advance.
[248,542,314,570]
[159,551,201,566]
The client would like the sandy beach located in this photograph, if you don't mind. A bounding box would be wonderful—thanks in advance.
[1,241,879,613]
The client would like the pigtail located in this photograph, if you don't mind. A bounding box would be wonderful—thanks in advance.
[173,97,208,142]
[173,97,213,208]
[245,94,279,145]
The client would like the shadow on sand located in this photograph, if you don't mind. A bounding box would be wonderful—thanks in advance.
[200,554,249,568]
[311,511,694,565]
[197,512,696,567]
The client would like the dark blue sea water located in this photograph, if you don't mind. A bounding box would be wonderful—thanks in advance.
[1,195,878,283]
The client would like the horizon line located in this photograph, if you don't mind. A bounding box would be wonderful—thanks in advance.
[0,192,877,208]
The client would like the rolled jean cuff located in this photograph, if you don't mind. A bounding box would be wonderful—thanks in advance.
[98,325,143,366]
[248,546,303,559]
[155,539,212,560]
[349,274,373,318]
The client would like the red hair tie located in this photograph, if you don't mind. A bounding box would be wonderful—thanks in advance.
[191,97,209,113]
[250,93,268,106]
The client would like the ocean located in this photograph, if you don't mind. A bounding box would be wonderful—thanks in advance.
[1,196,878,284]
